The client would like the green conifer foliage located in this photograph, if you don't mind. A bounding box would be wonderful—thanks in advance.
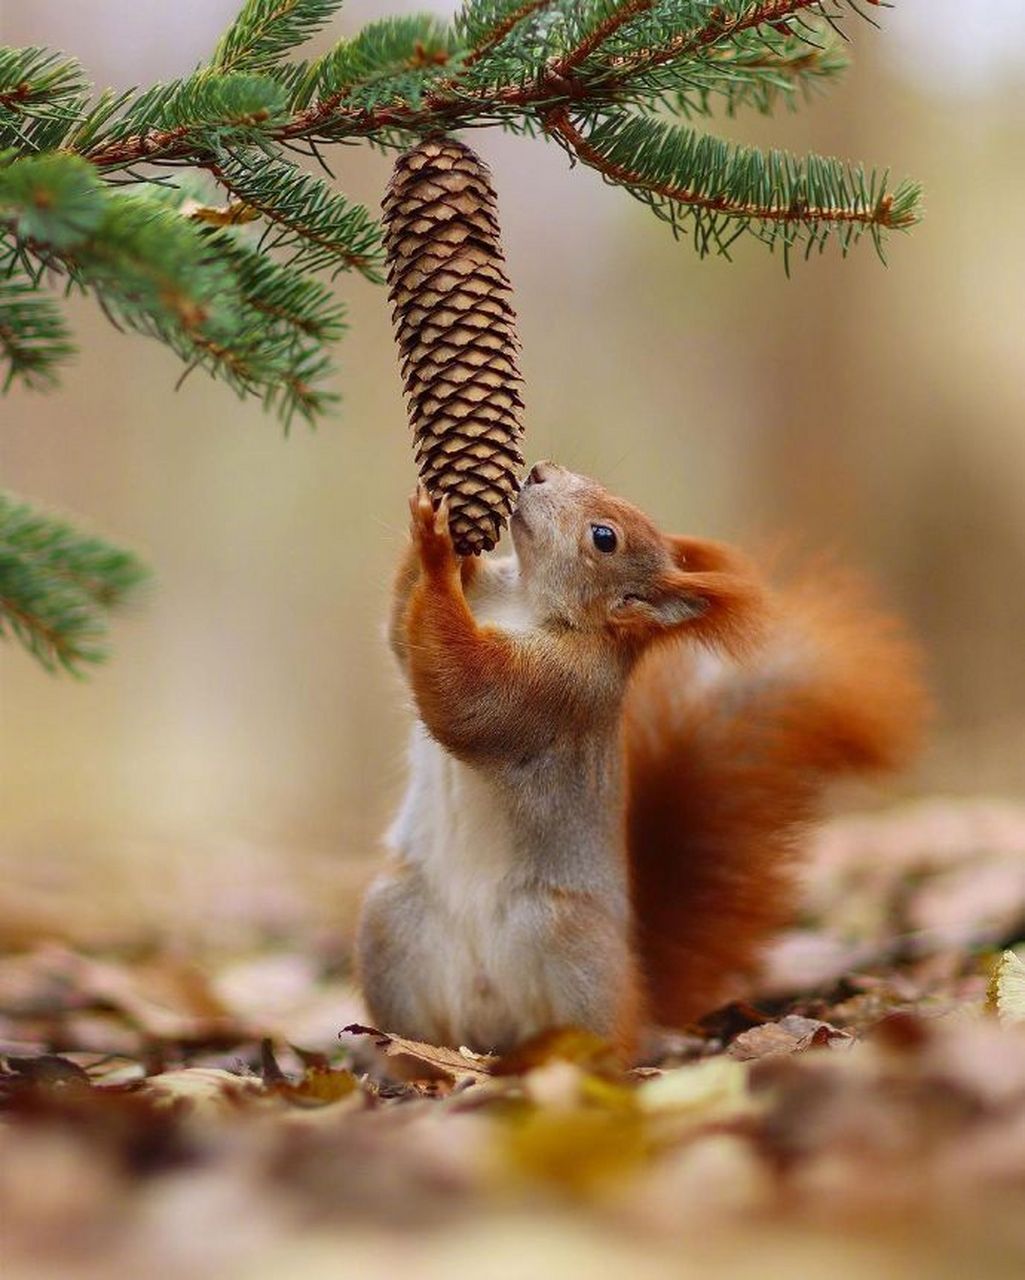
[1,1,921,673]
[0,494,147,675]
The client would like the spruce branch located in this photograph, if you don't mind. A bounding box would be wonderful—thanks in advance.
[98,71,289,156]
[544,108,918,262]
[458,1,561,68]
[209,152,384,280]
[64,88,136,155]
[1,0,922,426]
[77,203,235,333]
[611,23,851,117]
[574,1,830,78]
[174,227,345,426]
[302,15,460,124]
[170,319,337,428]
[0,492,148,674]
[0,46,89,148]
[0,270,75,391]
[548,0,655,79]
[0,0,923,676]
[214,0,346,74]
[0,152,106,249]
[213,231,346,342]
[81,3,872,158]
[0,151,341,425]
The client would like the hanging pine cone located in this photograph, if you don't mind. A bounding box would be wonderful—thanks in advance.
[382,136,525,555]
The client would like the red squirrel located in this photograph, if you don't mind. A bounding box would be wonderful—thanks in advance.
[357,462,925,1059]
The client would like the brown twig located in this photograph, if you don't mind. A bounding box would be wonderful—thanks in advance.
[0,84,34,109]
[548,0,655,79]
[607,0,833,80]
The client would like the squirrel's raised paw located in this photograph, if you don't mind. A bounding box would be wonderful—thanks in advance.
[409,484,456,575]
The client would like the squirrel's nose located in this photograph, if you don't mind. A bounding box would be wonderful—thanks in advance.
[527,461,554,486]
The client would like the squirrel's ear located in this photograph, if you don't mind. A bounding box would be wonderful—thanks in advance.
[612,565,767,657]
[611,573,709,633]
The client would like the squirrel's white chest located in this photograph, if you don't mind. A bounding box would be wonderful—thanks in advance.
[388,722,519,917]
[387,573,535,916]
[381,723,563,1049]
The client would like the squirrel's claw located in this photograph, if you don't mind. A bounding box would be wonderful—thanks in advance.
[409,482,431,520]
[410,484,456,575]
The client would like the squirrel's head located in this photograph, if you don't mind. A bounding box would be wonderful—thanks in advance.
[511,461,765,657]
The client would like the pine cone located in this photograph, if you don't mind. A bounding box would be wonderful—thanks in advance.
[382,136,525,555]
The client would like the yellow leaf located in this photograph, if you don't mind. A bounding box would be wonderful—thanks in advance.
[180,197,260,226]
[281,1066,359,1108]
[521,1061,637,1114]
[498,1105,651,1195]
[987,950,1025,1025]
[492,1027,621,1078]
[636,1056,751,1119]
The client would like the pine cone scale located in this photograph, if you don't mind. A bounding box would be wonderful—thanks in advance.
[401,348,522,381]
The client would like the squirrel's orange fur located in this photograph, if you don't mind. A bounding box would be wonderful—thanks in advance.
[358,464,926,1059]
[625,564,926,1028]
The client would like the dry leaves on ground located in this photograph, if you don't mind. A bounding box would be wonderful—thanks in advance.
[2,800,1025,1280]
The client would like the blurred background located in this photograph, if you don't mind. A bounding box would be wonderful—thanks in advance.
[2,1,1024,948]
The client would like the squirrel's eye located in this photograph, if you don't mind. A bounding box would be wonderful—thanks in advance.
[591,524,618,554]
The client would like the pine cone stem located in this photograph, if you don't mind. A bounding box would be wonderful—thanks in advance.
[383,136,525,555]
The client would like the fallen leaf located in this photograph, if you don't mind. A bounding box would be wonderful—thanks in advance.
[4,802,1025,1276]
[910,862,1025,949]
[492,1026,622,1078]
[61,951,245,1043]
[729,1016,853,1062]
[181,197,260,225]
[498,1104,651,1195]
[260,1038,360,1108]
[637,1056,751,1119]
[987,950,1025,1026]
[695,1001,771,1044]
[520,1059,587,1109]
[1,1052,91,1090]
[284,1065,360,1107]
[626,1132,771,1225]
[342,1024,494,1086]
[141,1067,263,1112]
[259,1037,288,1085]
[290,1044,331,1071]
[0,945,254,1048]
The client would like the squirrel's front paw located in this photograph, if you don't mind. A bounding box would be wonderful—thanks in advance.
[409,484,457,577]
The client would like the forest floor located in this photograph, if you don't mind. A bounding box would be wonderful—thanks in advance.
[2,798,1025,1280]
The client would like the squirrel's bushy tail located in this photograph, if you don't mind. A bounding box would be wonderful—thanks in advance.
[623,563,927,1028]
